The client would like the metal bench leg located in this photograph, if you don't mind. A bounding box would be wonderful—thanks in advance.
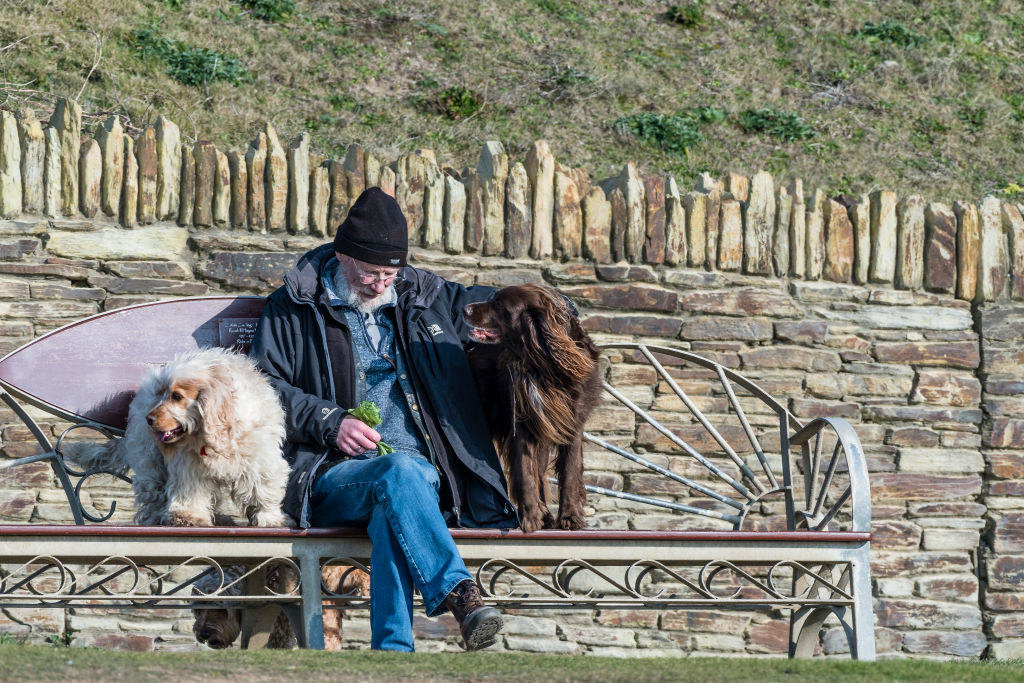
[298,550,325,650]
[850,550,876,661]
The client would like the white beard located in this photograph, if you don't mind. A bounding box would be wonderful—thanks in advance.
[333,265,397,315]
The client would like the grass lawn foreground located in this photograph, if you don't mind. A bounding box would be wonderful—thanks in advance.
[1,645,1023,682]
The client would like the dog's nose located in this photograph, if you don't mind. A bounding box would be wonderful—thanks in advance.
[146,414,154,426]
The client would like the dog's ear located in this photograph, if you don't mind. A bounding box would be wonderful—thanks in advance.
[197,366,235,456]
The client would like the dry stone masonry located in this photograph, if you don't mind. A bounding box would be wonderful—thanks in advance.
[0,99,1022,659]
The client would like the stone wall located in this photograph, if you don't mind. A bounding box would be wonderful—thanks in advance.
[0,99,1022,658]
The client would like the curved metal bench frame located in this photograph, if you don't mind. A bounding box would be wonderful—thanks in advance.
[0,301,874,659]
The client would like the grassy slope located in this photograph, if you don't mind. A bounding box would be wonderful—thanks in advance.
[1,645,1023,682]
[1,0,1023,203]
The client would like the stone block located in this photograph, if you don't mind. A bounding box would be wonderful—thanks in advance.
[774,320,827,344]
[902,630,987,657]
[789,179,806,277]
[899,448,984,473]
[554,164,582,260]
[987,419,1024,448]
[679,288,803,317]
[870,189,897,283]
[913,370,982,407]
[989,454,1024,479]
[47,225,187,260]
[680,317,772,342]
[213,149,230,226]
[309,162,330,237]
[525,139,554,259]
[664,177,685,266]
[924,203,956,294]
[989,640,1024,659]
[992,513,1024,553]
[642,174,665,264]
[747,620,789,653]
[871,520,922,551]
[136,126,157,224]
[743,170,774,274]
[992,615,1024,639]
[245,131,267,231]
[874,342,979,369]
[682,191,707,269]
[192,141,216,227]
[1005,202,1024,300]
[954,201,979,301]
[120,135,137,228]
[877,577,914,597]
[477,141,508,256]
[823,197,853,282]
[921,527,979,551]
[154,115,181,220]
[44,127,60,217]
[896,194,925,289]
[916,575,978,603]
[95,115,123,217]
[286,133,310,233]
[464,170,483,252]
[51,98,81,216]
[582,186,611,264]
[581,314,680,338]
[871,473,982,501]
[981,306,1024,341]
[442,175,466,254]
[504,162,531,258]
[562,284,677,312]
[772,184,791,276]
[177,145,194,226]
[740,345,841,371]
[77,137,100,218]
[560,625,636,648]
[16,109,44,214]
[718,198,742,270]
[504,635,581,654]
[875,598,981,630]
[978,195,1008,301]
[263,123,287,232]
[198,252,298,290]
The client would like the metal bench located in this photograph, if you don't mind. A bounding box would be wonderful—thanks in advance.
[0,296,874,658]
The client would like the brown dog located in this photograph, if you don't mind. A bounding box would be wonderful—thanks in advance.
[192,564,369,650]
[463,284,602,533]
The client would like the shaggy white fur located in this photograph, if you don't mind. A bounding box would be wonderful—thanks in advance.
[75,347,291,527]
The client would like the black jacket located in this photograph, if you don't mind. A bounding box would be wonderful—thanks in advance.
[250,244,516,529]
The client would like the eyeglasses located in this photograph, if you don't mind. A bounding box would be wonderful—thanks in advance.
[356,271,405,286]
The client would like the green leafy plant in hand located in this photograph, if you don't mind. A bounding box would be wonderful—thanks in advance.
[348,401,395,456]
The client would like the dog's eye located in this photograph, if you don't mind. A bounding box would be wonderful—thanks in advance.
[171,391,184,401]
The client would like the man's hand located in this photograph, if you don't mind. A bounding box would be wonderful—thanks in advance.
[335,415,381,457]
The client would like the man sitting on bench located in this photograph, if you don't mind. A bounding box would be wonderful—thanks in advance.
[250,188,515,652]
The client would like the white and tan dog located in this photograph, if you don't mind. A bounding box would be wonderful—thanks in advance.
[75,347,291,527]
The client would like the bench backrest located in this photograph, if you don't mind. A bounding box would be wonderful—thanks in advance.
[0,296,266,431]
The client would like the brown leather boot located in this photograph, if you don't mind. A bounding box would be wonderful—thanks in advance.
[444,579,503,651]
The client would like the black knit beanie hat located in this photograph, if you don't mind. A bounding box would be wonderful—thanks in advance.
[333,187,408,267]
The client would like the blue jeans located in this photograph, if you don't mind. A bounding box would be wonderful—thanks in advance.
[310,452,472,651]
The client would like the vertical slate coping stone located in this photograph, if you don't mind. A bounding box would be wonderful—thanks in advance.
[213,149,231,226]
[95,115,123,217]
[664,176,685,267]
[245,131,267,232]
[823,197,854,283]
[978,195,1008,302]
[16,108,44,215]
[136,125,157,224]
[773,184,791,277]
[683,192,707,269]
[924,202,956,295]
[364,150,381,188]
[1003,202,1024,300]
[504,161,532,258]
[442,173,466,254]
[422,154,444,250]
[478,141,508,256]
[698,173,723,271]
[393,153,425,245]
[789,178,806,278]
[805,188,825,280]
[326,159,348,232]
[744,170,774,275]
[553,163,583,261]
[954,200,980,301]
[309,159,330,238]
[121,135,138,229]
[896,194,926,290]
[154,114,181,220]
[0,110,22,219]
[608,186,627,262]
[227,149,247,229]
[377,165,396,197]
[582,185,612,264]
[718,198,742,271]
[870,189,898,283]
[192,140,216,228]
[177,144,195,227]
[525,139,554,259]
[642,174,666,265]
[78,137,101,218]
[287,133,311,234]
[849,194,871,285]
[51,98,81,217]
[343,143,366,206]
[264,123,287,232]
[44,127,61,217]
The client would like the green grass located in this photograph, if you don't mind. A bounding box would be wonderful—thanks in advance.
[0,645,1022,682]
[1,0,1023,199]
